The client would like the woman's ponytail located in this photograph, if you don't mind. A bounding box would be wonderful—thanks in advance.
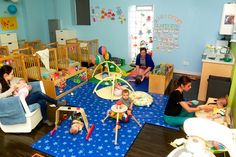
[170,75,192,92]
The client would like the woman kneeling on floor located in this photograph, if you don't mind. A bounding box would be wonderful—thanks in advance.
[164,75,206,126]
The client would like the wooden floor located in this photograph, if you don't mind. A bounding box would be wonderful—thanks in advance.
[126,124,229,157]
[126,123,185,157]
[0,123,51,157]
[0,123,184,157]
[0,123,228,157]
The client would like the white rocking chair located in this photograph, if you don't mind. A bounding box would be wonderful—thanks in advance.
[0,81,44,133]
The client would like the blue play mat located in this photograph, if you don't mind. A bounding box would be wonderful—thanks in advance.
[32,82,178,157]
[124,76,149,92]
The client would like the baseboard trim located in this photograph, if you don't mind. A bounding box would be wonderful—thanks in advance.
[174,69,201,76]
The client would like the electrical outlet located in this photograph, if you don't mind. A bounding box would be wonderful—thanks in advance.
[183,60,190,66]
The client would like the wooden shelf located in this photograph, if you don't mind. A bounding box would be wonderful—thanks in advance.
[42,67,87,99]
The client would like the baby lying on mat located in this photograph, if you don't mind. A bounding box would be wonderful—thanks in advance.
[70,111,84,134]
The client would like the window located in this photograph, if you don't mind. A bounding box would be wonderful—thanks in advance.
[128,5,154,63]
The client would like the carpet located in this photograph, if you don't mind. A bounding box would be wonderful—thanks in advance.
[32,82,178,157]
[125,76,149,92]
[119,64,134,72]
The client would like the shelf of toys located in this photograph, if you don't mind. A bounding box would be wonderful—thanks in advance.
[148,64,174,94]
[42,66,87,99]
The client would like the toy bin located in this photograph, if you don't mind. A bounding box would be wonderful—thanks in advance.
[148,64,174,94]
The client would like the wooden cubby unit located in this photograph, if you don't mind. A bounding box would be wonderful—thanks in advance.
[42,67,87,99]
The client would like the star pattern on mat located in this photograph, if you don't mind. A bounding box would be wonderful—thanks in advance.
[32,82,178,157]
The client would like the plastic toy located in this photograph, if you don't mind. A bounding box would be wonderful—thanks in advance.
[51,106,94,140]
[191,100,199,106]
[92,54,105,65]
[8,4,17,14]
[70,75,81,84]
[42,73,50,79]
[92,61,123,81]
[115,100,122,109]
[57,78,67,93]
[129,91,153,107]
[52,73,59,80]
[98,46,107,55]
[68,66,76,74]
[93,75,134,101]
[86,124,95,141]
[102,104,141,145]
[79,72,87,81]
[104,51,111,61]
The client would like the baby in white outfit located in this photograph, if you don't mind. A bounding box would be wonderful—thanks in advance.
[14,79,31,98]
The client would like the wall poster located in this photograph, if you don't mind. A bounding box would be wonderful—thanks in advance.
[91,6,126,24]
[154,15,182,52]
[0,16,18,31]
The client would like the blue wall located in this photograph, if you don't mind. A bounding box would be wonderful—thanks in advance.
[0,0,233,74]
[53,0,233,74]
[0,0,56,42]
[21,0,57,42]
[0,0,26,40]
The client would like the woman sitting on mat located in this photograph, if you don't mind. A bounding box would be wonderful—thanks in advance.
[164,75,206,126]
[134,47,154,82]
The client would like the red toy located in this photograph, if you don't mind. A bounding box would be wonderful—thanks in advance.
[115,100,122,109]
[50,127,57,136]
[86,124,95,141]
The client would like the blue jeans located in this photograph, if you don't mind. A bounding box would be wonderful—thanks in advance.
[25,91,57,120]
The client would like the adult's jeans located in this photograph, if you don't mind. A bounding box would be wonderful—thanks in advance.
[26,91,57,120]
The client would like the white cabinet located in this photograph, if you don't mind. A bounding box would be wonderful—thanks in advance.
[0,33,19,52]
[56,30,77,45]
[219,3,236,35]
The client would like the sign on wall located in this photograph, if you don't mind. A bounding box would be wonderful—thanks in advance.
[0,16,18,31]
[154,15,182,52]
